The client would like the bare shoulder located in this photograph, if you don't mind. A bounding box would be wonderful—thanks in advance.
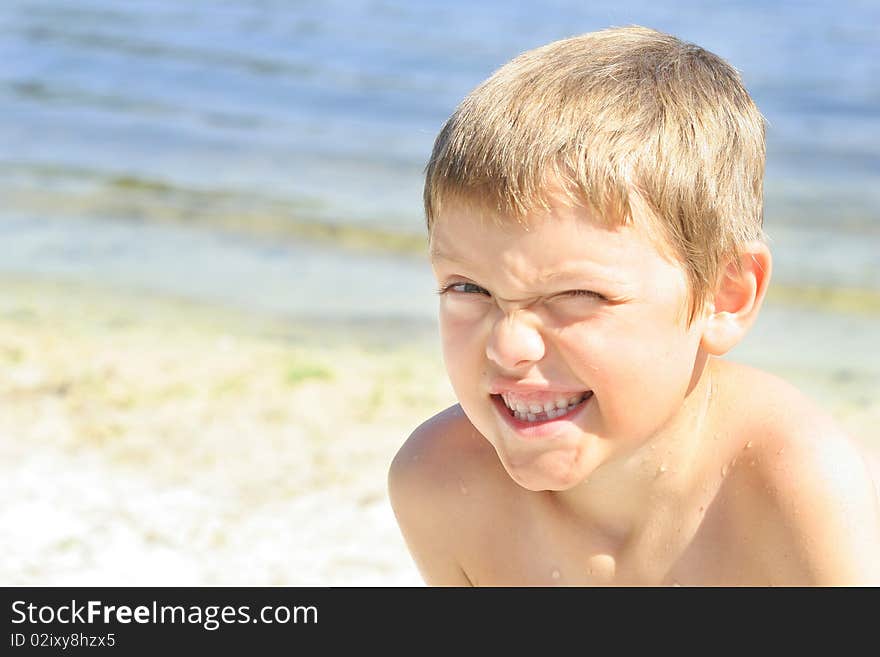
[717,360,880,585]
[389,403,496,497]
[387,404,499,585]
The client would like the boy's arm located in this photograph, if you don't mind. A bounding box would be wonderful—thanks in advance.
[757,425,880,585]
[388,409,473,586]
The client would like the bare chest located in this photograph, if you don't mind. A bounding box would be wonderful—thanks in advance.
[458,495,770,586]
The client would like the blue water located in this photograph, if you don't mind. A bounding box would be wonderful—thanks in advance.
[1,0,878,314]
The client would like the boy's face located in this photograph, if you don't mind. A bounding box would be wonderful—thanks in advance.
[430,195,709,492]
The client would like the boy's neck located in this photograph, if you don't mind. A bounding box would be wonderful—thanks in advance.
[547,354,717,544]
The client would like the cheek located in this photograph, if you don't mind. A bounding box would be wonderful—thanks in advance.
[439,311,486,393]
[605,320,697,389]
[564,311,701,435]
[439,311,477,358]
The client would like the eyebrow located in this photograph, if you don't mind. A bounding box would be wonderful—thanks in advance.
[428,247,462,263]
[431,250,623,288]
[430,249,495,274]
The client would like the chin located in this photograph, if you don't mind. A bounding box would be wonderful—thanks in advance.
[502,450,592,492]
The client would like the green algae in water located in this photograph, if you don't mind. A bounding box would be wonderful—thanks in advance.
[1,164,429,256]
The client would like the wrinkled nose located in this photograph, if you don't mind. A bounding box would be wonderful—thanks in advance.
[486,311,545,370]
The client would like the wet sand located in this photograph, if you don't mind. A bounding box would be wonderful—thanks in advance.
[1,275,877,585]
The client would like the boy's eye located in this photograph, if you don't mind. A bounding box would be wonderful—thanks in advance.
[439,282,491,296]
[557,289,606,301]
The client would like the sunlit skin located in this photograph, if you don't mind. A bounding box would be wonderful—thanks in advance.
[388,193,880,586]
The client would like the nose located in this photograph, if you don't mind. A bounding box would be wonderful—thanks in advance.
[486,310,545,370]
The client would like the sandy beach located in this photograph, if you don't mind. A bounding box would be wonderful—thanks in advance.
[1,273,878,586]
[0,275,455,586]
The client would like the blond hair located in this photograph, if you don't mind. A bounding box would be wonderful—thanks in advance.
[424,26,766,321]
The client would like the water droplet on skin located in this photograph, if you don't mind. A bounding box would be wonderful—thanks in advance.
[745,441,753,450]
[459,482,468,495]
[551,569,561,580]
[657,464,667,476]
[589,554,616,580]
[721,464,728,477]
[777,447,785,455]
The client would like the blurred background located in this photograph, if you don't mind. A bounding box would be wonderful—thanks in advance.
[1,0,877,585]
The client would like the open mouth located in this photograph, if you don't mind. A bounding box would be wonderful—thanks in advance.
[495,391,592,423]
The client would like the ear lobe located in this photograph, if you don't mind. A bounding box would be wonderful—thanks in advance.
[700,241,772,356]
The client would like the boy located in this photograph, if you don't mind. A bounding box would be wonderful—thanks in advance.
[388,26,880,585]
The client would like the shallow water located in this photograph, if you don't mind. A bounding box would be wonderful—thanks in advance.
[0,214,438,325]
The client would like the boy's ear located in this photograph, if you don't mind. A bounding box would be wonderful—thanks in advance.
[700,240,772,356]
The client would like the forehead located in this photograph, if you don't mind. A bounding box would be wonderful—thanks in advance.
[429,197,675,279]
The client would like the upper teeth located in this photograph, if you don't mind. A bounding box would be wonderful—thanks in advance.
[500,392,590,421]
